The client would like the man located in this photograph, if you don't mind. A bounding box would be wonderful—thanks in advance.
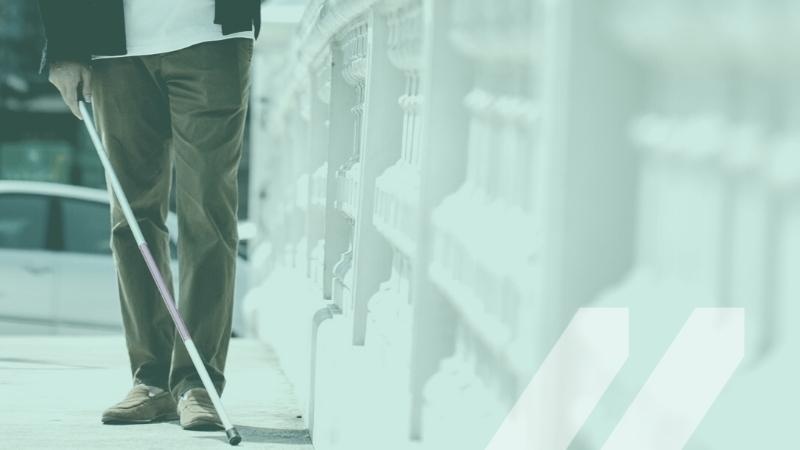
[37,0,260,430]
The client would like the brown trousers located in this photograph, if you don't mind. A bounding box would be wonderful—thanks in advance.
[90,38,252,399]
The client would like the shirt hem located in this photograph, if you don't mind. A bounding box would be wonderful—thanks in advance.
[92,31,253,60]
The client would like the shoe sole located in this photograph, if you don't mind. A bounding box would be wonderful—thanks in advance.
[102,412,179,425]
[181,418,224,431]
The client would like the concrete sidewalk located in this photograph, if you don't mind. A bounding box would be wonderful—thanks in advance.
[0,336,314,449]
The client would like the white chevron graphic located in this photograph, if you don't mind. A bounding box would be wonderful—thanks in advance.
[602,308,745,450]
[484,308,744,450]
[485,308,630,450]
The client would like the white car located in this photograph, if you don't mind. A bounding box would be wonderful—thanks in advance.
[0,181,250,336]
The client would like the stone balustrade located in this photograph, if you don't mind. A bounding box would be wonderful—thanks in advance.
[245,1,798,449]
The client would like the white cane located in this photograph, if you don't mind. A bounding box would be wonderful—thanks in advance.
[79,100,242,446]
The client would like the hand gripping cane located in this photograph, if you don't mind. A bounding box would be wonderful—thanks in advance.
[79,101,242,446]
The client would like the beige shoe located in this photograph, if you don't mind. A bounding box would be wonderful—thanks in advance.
[101,384,178,424]
[178,388,223,430]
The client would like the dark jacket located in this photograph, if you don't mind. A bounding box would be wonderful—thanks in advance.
[37,0,261,72]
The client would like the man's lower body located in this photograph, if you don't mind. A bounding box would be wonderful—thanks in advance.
[90,38,252,427]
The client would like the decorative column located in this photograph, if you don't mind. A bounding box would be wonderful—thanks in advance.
[422,0,540,446]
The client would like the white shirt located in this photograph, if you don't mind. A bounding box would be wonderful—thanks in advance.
[94,0,254,59]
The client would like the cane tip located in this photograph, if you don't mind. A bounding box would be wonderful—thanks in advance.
[226,427,242,446]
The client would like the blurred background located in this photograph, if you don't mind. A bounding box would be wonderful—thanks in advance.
[0,0,254,196]
[0,0,98,187]
[2,0,799,449]
[0,0,254,336]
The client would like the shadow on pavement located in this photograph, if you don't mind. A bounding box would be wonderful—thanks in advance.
[192,425,313,445]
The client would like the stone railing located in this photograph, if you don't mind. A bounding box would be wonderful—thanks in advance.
[245,1,798,449]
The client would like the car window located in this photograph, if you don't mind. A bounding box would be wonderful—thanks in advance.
[61,199,111,255]
[0,194,50,251]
